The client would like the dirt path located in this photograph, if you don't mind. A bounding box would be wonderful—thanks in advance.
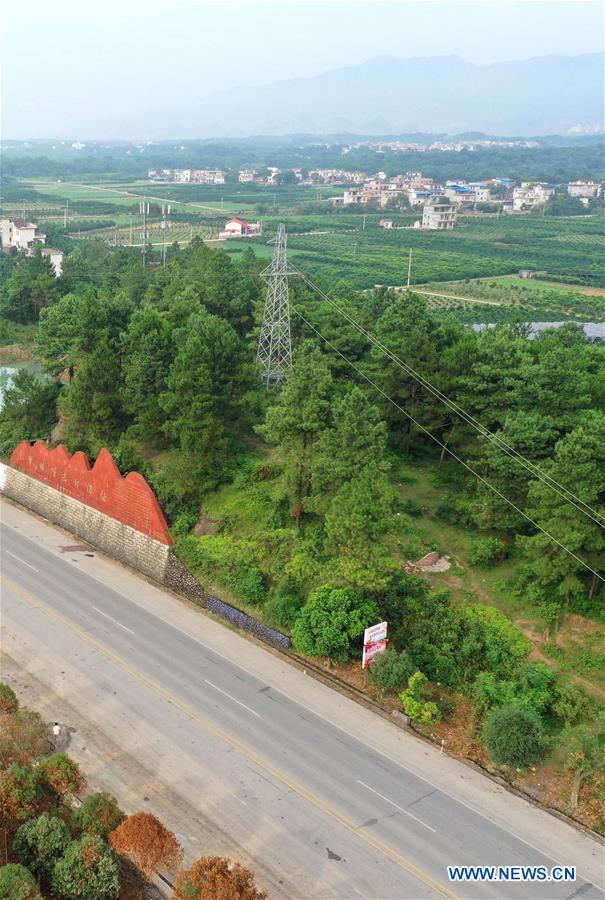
[413,289,502,306]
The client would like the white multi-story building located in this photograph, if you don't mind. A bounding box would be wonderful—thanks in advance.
[512,182,555,211]
[421,197,457,230]
[0,218,64,277]
[0,217,45,251]
[567,181,602,199]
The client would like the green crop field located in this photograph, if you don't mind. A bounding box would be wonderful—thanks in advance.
[6,178,605,323]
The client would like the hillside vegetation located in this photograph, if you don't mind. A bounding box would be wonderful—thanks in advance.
[1,239,604,830]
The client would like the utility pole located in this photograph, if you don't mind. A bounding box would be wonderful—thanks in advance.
[362,214,366,230]
[64,200,68,228]
[407,248,413,288]
[161,203,170,267]
[129,215,133,246]
[140,200,148,266]
[257,223,294,389]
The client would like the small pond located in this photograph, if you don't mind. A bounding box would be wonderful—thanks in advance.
[0,362,44,411]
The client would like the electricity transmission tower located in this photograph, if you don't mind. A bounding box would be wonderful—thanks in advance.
[257,223,295,388]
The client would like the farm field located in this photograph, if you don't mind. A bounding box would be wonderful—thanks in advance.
[5,178,605,324]
[415,275,605,322]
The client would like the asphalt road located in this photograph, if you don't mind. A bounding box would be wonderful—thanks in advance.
[1,511,603,899]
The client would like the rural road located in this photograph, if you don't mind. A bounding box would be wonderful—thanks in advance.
[1,499,603,899]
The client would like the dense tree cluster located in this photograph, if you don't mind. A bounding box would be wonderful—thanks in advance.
[0,687,266,898]
[3,138,603,183]
[1,236,604,786]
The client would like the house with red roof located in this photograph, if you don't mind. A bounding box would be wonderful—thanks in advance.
[0,217,45,251]
[219,217,261,239]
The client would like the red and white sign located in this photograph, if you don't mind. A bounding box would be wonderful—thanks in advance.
[362,639,388,668]
[362,621,388,668]
[364,621,387,645]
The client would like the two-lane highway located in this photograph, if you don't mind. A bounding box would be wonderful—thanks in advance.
[1,505,603,899]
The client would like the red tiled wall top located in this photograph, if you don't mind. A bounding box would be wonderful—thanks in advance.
[10,442,172,545]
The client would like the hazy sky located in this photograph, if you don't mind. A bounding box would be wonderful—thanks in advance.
[2,0,603,139]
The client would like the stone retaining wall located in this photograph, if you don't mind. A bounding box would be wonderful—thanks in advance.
[1,445,290,650]
[1,462,170,583]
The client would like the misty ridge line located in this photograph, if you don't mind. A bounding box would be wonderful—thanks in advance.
[2,51,603,141]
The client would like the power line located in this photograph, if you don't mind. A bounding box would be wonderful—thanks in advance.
[295,270,605,531]
[292,307,605,586]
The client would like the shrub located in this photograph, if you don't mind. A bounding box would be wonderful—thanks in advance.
[460,605,530,680]
[263,579,304,630]
[514,663,556,715]
[400,672,441,724]
[0,710,52,766]
[292,587,380,661]
[39,753,85,801]
[173,855,267,900]
[176,534,266,605]
[0,765,51,831]
[369,649,415,695]
[400,498,423,517]
[73,793,124,839]
[0,684,18,715]
[170,512,198,538]
[553,682,594,726]
[0,863,40,899]
[435,496,478,528]
[484,705,545,768]
[109,812,183,877]
[468,538,506,567]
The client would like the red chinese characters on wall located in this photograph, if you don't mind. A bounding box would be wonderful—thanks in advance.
[10,442,172,545]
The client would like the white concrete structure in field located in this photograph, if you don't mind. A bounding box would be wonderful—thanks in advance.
[567,181,602,199]
[219,218,261,239]
[0,217,46,251]
[421,196,457,230]
[41,247,64,278]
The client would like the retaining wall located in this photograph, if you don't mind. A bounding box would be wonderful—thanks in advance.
[1,462,170,583]
[10,442,172,545]
[2,442,290,649]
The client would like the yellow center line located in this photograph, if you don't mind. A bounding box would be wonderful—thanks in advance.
[2,574,456,899]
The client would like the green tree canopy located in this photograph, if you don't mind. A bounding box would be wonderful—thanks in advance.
[292,586,380,661]
[13,813,70,884]
[51,835,120,900]
[0,863,41,900]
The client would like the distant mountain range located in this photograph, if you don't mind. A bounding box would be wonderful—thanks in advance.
[192,53,604,138]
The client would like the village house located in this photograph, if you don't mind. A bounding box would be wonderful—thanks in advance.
[219,218,261,239]
[567,181,602,199]
[512,182,555,211]
[0,217,45,251]
[421,196,457,230]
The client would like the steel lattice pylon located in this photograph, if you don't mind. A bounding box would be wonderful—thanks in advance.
[257,223,295,389]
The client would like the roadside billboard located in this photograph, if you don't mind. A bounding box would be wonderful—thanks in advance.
[362,638,388,668]
[363,621,387,645]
